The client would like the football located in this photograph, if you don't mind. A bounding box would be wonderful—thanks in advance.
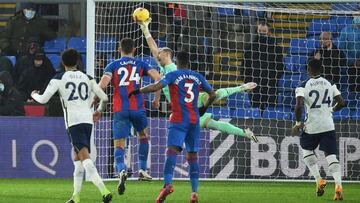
[133,7,150,22]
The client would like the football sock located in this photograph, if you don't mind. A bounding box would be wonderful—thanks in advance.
[138,137,149,170]
[163,148,178,186]
[215,86,243,101]
[73,161,84,196]
[114,147,126,173]
[187,155,199,193]
[302,150,321,182]
[206,119,245,137]
[326,154,342,187]
[82,159,108,195]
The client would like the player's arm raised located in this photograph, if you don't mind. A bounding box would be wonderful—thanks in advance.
[139,18,159,61]
[31,79,59,104]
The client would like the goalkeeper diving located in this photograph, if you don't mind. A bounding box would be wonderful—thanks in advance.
[139,19,258,142]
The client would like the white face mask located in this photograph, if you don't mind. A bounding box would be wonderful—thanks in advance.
[23,9,36,20]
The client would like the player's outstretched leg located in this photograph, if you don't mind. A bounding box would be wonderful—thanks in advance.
[326,154,343,200]
[78,148,112,203]
[302,149,326,196]
[155,147,178,203]
[114,139,128,195]
[205,119,258,142]
[187,152,199,203]
[67,160,84,203]
[138,132,152,181]
[215,82,257,101]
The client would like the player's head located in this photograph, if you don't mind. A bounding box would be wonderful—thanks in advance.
[320,32,332,48]
[61,48,79,70]
[307,58,322,76]
[157,47,173,66]
[176,51,190,69]
[257,21,270,36]
[119,38,135,56]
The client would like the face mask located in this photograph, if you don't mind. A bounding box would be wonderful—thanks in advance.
[24,9,36,20]
[0,83,4,93]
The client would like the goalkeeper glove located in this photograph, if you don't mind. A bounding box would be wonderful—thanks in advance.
[128,89,140,98]
[240,82,257,92]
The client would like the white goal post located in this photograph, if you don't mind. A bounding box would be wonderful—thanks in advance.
[86,0,360,182]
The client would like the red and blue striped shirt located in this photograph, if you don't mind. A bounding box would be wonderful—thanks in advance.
[104,57,153,112]
[160,69,212,124]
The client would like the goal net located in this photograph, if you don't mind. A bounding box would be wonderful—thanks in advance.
[87,1,360,181]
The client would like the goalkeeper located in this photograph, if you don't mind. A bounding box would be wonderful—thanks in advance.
[139,19,258,142]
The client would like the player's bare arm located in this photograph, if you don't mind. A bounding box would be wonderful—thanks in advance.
[292,96,304,136]
[332,95,346,112]
[128,81,164,97]
[139,18,160,60]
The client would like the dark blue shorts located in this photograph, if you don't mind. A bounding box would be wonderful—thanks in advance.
[68,123,93,153]
[300,130,337,155]
[167,122,200,152]
[113,110,147,139]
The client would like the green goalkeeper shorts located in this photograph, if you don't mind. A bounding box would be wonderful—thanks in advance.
[199,112,212,128]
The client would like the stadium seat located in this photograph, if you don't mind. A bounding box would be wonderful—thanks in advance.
[6,56,16,66]
[307,19,337,37]
[330,15,353,33]
[24,103,46,116]
[227,92,251,108]
[288,38,317,55]
[81,54,86,71]
[96,37,117,53]
[68,37,86,53]
[263,107,293,120]
[47,54,61,71]
[342,92,360,109]
[332,108,351,120]
[44,37,67,53]
[217,7,235,16]
[155,38,167,48]
[284,55,308,72]
[278,73,302,93]
[231,108,261,119]
[332,3,359,11]
[351,109,360,120]
[277,92,296,109]
[141,56,158,68]
[207,107,231,119]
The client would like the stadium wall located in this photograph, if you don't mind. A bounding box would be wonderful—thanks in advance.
[0,117,359,181]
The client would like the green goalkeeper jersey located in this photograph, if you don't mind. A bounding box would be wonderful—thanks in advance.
[159,62,177,102]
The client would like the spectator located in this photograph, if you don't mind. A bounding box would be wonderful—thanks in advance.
[0,71,25,116]
[312,32,347,85]
[0,2,56,57]
[13,42,51,83]
[0,51,14,75]
[17,50,55,101]
[338,16,360,66]
[243,22,284,110]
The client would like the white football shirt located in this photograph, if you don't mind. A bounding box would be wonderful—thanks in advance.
[295,76,341,134]
[32,70,108,128]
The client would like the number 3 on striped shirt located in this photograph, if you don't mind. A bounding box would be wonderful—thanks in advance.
[118,66,140,86]
[184,82,194,103]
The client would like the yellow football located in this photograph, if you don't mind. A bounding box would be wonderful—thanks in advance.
[133,7,150,22]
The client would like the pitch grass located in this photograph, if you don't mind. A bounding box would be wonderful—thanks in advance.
[0,179,359,203]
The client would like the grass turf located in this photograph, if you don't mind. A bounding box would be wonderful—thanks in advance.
[0,179,359,203]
